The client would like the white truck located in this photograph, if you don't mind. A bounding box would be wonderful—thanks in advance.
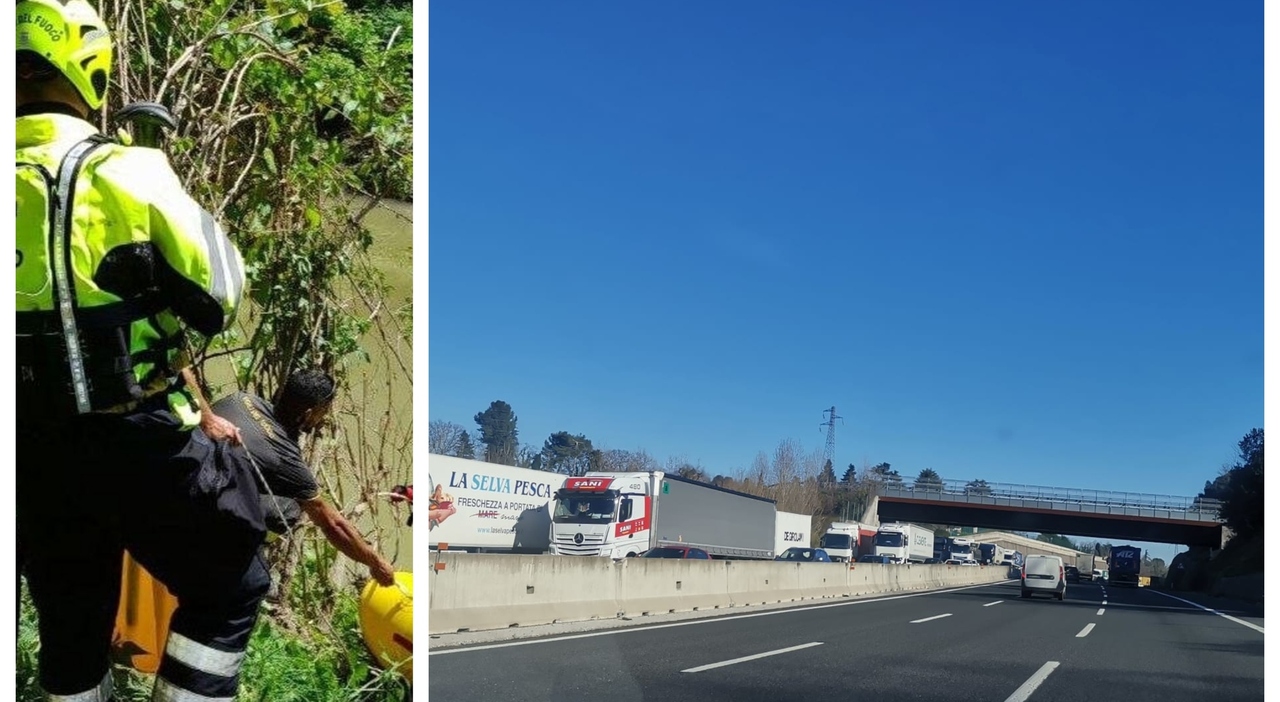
[948,537,976,563]
[820,522,870,563]
[427,454,566,553]
[550,471,780,560]
[872,523,933,564]
[775,511,812,555]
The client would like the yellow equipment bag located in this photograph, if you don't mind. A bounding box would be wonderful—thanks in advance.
[359,572,413,683]
[111,551,178,674]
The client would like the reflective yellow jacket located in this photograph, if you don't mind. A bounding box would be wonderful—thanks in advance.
[16,112,245,423]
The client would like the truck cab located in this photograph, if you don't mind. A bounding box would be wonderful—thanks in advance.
[550,473,656,559]
[949,537,975,563]
[820,522,861,562]
[873,523,932,564]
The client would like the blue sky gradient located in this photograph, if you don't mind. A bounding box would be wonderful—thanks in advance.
[429,2,1262,561]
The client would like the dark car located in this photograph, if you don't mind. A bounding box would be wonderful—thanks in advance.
[643,546,711,559]
[1064,565,1081,583]
[858,554,893,564]
[776,547,832,562]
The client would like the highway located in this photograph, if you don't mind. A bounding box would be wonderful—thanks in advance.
[428,579,1264,702]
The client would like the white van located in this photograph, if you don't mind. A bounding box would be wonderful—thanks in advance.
[1021,555,1066,600]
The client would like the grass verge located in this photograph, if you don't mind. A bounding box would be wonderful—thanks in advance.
[17,580,410,702]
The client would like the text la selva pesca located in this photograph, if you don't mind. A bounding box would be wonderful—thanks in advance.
[448,471,556,499]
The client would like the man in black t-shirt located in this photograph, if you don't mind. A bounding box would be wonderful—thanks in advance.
[211,370,396,586]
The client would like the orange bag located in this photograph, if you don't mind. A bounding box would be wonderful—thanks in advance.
[111,552,178,674]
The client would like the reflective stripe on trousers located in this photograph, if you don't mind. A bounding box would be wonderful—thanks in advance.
[45,671,111,701]
[152,677,235,702]
[153,633,244,702]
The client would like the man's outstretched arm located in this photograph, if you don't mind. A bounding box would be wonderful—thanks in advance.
[298,497,396,586]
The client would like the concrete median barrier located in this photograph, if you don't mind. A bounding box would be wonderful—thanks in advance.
[429,553,1012,635]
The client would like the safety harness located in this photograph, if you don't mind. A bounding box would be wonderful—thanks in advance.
[17,133,188,419]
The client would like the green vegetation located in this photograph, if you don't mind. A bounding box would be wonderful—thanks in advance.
[1199,428,1264,542]
[1167,428,1264,593]
[17,577,409,702]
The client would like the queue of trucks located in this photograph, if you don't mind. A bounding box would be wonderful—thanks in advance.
[427,454,813,560]
[428,454,1109,577]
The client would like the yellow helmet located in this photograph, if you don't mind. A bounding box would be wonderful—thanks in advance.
[17,0,113,110]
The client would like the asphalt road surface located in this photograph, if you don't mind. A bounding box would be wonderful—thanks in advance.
[428,579,1264,702]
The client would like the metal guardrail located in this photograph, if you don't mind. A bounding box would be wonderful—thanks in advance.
[873,478,1222,517]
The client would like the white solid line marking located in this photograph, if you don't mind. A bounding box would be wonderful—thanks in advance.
[1149,589,1265,634]
[430,581,1003,655]
[1004,661,1060,702]
[984,600,1004,607]
[911,613,953,624]
[682,642,823,673]
[1097,608,1105,616]
[1076,623,1096,638]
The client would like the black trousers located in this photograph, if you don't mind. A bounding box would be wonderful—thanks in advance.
[18,403,269,699]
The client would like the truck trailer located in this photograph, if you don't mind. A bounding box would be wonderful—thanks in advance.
[934,536,951,561]
[549,472,780,560]
[428,454,566,553]
[1075,553,1096,580]
[978,543,1005,566]
[775,511,813,555]
[873,523,933,564]
[1108,545,1143,587]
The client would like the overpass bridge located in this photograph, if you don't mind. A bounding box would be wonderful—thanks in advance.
[871,479,1224,547]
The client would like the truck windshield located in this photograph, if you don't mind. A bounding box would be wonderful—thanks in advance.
[552,495,617,524]
[951,545,972,555]
[820,534,852,550]
[874,533,903,547]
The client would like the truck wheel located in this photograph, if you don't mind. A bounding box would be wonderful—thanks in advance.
[626,552,637,558]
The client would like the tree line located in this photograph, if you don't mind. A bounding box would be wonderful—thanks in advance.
[1197,428,1264,543]
[428,401,1007,532]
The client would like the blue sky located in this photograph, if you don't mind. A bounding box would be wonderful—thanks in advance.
[428,2,1262,561]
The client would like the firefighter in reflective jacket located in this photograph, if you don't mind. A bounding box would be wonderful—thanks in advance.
[17,2,267,700]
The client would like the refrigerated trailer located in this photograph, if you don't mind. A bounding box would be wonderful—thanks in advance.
[550,472,779,560]
[775,511,813,555]
[427,454,566,553]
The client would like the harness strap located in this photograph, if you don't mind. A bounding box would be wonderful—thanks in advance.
[47,135,113,414]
